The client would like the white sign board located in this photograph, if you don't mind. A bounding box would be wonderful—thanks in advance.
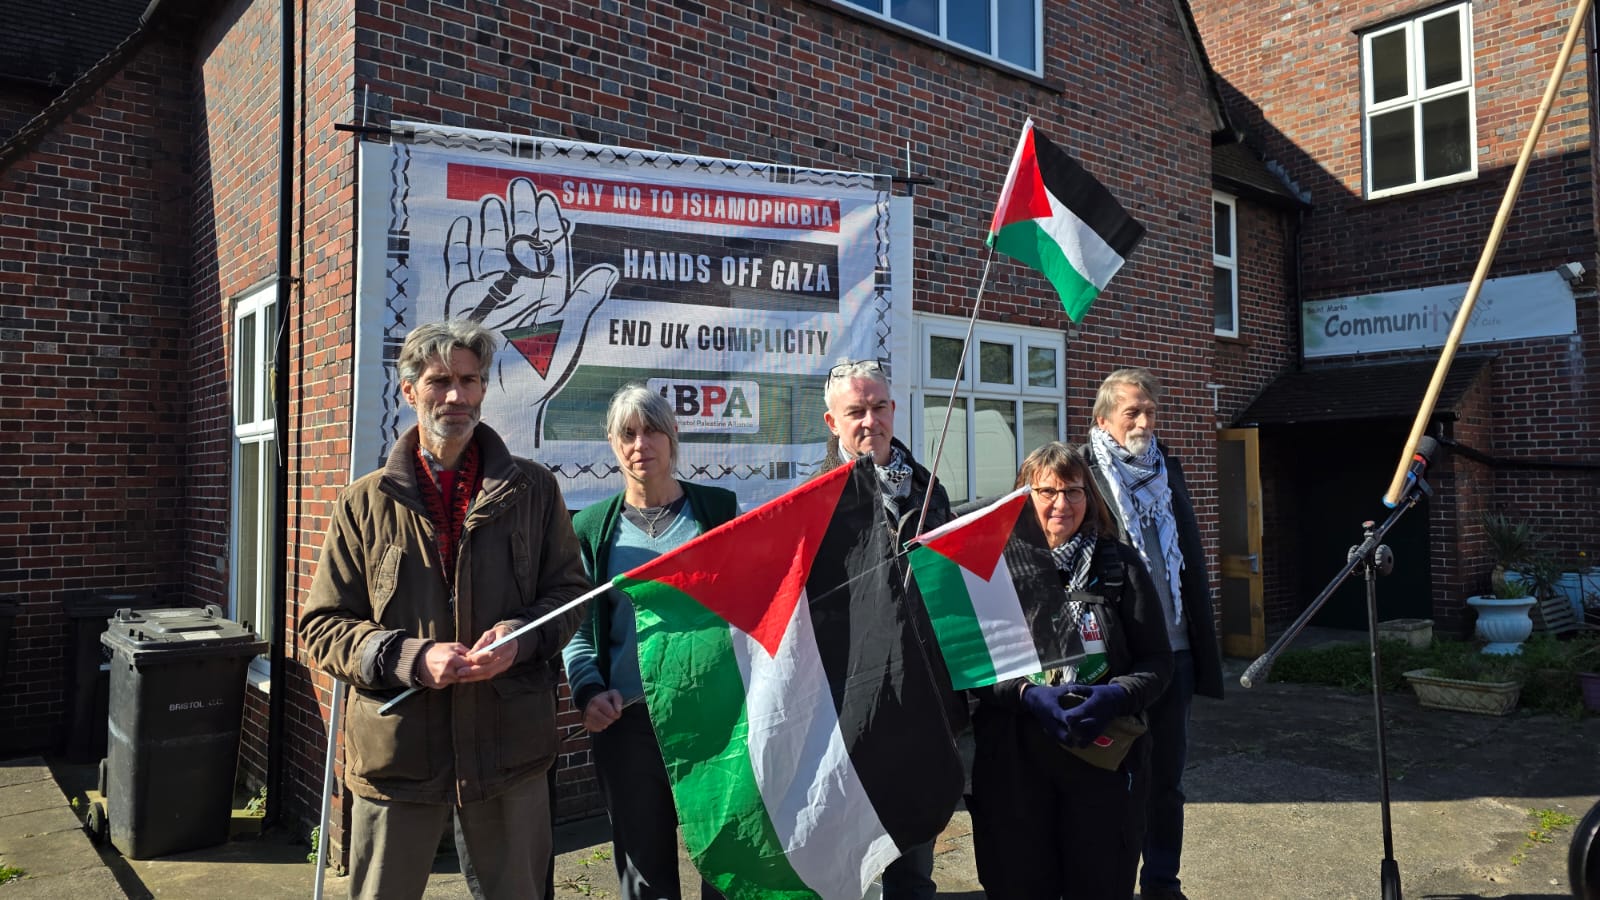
[352,124,902,507]
[1302,271,1578,359]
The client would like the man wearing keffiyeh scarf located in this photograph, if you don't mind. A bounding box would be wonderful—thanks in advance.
[1083,367,1224,900]
[818,358,956,900]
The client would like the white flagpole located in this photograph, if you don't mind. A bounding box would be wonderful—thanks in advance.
[311,677,345,900]
[377,581,609,715]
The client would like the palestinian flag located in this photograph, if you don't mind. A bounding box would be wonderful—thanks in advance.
[615,461,963,900]
[907,487,1082,689]
[987,117,1146,322]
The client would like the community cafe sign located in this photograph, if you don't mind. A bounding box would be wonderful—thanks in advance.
[1301,271,1578,359]
[349,123,900,507]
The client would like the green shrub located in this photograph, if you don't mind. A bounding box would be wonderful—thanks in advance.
[1270,633,1600,717]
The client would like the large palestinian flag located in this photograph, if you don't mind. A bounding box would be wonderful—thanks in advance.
[615,461,964,900]
[987,117,1146,322]
[908,487,1082,689]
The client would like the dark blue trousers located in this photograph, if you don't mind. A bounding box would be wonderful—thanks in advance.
[1140,649,1195,893]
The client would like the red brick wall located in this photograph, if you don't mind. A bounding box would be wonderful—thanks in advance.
[1195,0,1600,637]
[320,0,1221,831]
[0,37,195,755]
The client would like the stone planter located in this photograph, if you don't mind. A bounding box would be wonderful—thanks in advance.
[1377,618,1433,648]
[1403,668,1521,716]
[1466,595,1535,655]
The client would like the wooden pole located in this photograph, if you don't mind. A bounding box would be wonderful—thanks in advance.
[1383,0,1593,506]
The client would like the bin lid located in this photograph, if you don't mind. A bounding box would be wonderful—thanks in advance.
[100,604,267,662]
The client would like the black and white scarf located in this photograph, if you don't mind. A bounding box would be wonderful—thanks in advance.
[1049,529,1097,592]
[875,444,914,510]
[1088,425,1184,625]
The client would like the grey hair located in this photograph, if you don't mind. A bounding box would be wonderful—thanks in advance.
[1091,367,1161,424]
[398,319,497,385]
[824,357,890,408]
[605,384,680,466]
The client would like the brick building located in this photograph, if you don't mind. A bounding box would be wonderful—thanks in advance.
[1192,0,1600,639]
[28,0,1592,872]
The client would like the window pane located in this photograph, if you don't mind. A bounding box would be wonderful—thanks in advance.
[996,0,1035,69]
[1369,108,1415,191]
[1027,347,1056,388]
[974,399,1018,499]
[890,0,938,34]
[979,340,1013,385]
[1369,30,1409,103]
[922,396,969,504]
[1421,93,1471,180]
[1022,402,1058,454]
[930,335,965,381]
[1421,13,1462,89]
[237,314,256,427]
[1214,265,1236,333]
[947,0,991,54]
[1213,201,1232,256]
[258,440,276,643]
[238,442,260,630]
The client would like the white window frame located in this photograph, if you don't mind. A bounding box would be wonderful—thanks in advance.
[1361,3,1477,199]
[911,314,1066,504]
[230,283,277,677]
[841,0,1043,76]
[1213,192,1239,338]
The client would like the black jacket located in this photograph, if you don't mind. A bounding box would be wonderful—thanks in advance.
[1083,439,1225,700]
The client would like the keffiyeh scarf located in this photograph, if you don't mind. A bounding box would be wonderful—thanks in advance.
[875,444,914,509]
[1088,425,1184,625]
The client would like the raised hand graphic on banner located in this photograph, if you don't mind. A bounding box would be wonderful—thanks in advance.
[445,177,619,446]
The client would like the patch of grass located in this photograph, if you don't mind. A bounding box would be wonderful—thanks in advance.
[1510,807,1577,865]
[306,826,320,864]
[0,863,24,884]
[243,786,267,817]
[1271,633,1600,716]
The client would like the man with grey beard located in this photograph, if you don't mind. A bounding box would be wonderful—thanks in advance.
[1083,367,1223,900]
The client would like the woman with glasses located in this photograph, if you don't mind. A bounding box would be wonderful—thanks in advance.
[966,441,1173,899]
[563,385,738,900]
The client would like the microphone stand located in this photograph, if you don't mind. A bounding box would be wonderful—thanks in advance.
[1240,471,1430,900]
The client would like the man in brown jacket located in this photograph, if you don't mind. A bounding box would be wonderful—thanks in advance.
[301,319,589,899]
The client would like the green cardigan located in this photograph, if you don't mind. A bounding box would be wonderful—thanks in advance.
[568,480,740,707]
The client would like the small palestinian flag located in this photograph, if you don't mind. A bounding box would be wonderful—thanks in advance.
[907,486,1083,689]
[615,461,963,900]
[987,117,1146,322]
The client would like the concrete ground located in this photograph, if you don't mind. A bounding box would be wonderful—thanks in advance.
[3,644,1598,899]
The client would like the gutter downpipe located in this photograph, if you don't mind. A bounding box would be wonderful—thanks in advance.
[265,0,294,828]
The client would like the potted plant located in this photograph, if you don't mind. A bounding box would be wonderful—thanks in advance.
[1404,650,1523,716]
[1481,512,1534,593]
[1469,513,1538,654]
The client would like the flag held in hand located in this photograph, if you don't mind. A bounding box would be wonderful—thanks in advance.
[987,118,1146,322]
[908,486,1084,689]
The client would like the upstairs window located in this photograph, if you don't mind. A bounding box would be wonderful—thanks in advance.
[1362,3,1476,198]
[841,0,1041,73]
[1213,193,1238,337]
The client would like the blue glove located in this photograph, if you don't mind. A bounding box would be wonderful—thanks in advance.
[1058,683,1131,747]
[1019,683,1078,744]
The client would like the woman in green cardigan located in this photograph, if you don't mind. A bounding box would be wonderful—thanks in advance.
[563,384,738,900]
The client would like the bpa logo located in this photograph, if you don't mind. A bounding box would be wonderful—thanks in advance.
[647,379,760,434]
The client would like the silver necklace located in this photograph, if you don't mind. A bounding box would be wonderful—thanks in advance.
[629,502,673,538]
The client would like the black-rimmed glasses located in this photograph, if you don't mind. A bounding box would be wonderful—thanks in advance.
[1032,485,1088,505]
[828,360,886,381]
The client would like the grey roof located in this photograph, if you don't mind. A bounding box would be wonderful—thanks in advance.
[1236,354,1495,426]
[0,0,149,88]
[1213,140,1308,209]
